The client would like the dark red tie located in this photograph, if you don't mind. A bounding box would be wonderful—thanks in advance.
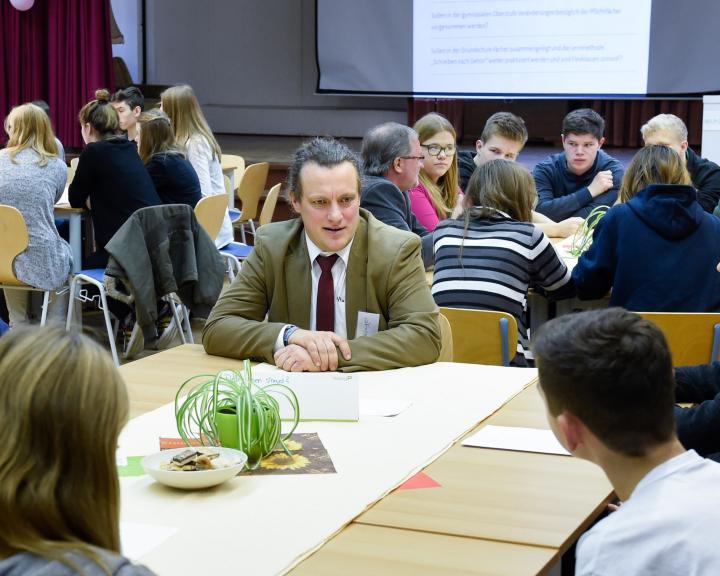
[316,254,339,332]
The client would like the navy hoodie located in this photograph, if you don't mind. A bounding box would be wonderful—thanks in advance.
[572,184,720,311]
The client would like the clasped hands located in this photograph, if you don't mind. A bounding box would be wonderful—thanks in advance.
[274,328,351,372]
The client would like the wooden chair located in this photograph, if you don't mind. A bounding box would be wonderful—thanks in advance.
[194,194,252,281]
[438,312,453,362]
[439,307,518,366]
[637,312,720,365]
[234,162,269,243]
[66,157,79,187]
[0,205,65,326]
[221,154,246,190]
[195,194,228,243]
[259,183,281,227]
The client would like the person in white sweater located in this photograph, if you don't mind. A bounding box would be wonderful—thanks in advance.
[533,308,720,576]
[160,84,234,248]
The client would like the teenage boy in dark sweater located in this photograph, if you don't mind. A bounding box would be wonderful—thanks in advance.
[533,108,624,221]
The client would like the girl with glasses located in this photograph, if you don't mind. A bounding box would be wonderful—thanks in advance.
[408,113,462,232]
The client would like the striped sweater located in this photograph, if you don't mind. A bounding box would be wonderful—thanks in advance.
[432,212,573,365]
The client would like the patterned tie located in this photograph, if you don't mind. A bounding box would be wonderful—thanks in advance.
[316,254,339,332]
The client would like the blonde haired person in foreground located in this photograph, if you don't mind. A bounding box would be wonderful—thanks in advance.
[0,327,155,575]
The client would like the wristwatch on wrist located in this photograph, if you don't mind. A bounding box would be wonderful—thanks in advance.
[283,324,299,347]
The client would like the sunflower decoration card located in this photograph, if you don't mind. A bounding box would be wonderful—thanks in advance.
[239,433,336,475]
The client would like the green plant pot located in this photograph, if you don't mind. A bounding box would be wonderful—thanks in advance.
[215,408,271,467]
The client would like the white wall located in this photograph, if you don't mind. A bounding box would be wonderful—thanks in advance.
[145,0,406,137]
[110,0,142,84]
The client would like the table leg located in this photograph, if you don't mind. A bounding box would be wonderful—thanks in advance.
[68,212,82,273]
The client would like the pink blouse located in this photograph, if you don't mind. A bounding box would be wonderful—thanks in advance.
[409,181,441,231]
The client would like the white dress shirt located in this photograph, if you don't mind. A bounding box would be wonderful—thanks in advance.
[274,233,354,351]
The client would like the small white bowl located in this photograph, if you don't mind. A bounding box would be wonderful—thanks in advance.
[141,447,247,490]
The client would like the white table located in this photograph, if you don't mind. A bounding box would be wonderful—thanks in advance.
[118,349,538,575]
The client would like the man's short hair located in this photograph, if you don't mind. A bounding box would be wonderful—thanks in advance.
[480,112,528,145]
[562,108,605,140]
[286,137,362,200]
[111,86,144,111]
[640,113,688,143]
[531,308,676,457]
[361,122,417,176]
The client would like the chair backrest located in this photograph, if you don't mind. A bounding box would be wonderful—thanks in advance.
[438,312,453,362]
[236,162,269,223]
[259,183,281,227]
[66,164,76,188]
[637,312,720,365]
[222,154,246,190]
[0,205,29,286]
[439,307,518,366]
[194,194,229,242]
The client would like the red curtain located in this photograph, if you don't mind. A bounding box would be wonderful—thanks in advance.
[0,0,115,148]
[585,100,703,148]
[409,98,704,149]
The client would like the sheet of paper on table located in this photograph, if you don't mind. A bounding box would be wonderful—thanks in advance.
[462,424,570,456]
[359,397,412,417]
[120,522,179,559]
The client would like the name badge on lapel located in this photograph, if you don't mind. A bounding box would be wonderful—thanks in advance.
[356,311,380,337]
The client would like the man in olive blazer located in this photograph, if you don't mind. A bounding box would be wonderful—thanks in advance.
[202,138,441,372]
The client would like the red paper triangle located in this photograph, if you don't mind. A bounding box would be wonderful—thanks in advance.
[396,471,442,491]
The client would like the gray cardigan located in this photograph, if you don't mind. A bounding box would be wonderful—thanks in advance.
[0,549,155,575]
[0,149,71,289]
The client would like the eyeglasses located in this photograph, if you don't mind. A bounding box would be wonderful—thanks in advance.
[399,155,425,161]
[422,143,456,157]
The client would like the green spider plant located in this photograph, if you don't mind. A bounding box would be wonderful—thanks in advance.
[174,360,300,469]
[569,205,609,257]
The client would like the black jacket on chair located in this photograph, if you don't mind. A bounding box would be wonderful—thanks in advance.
[104,204,225,343]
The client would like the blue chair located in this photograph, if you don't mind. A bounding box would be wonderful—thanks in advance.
[219,241,253,281]
[195,194,253,281]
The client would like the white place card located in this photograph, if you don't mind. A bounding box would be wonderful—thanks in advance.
[252,366,359,422]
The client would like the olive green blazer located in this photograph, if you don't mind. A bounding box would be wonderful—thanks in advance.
[202,209,441,371]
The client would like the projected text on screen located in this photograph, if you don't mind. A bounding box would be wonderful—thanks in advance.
[413,0,652,96]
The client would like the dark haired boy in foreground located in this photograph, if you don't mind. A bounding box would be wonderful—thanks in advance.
[532,308,720,575]
[533,108,623,221]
